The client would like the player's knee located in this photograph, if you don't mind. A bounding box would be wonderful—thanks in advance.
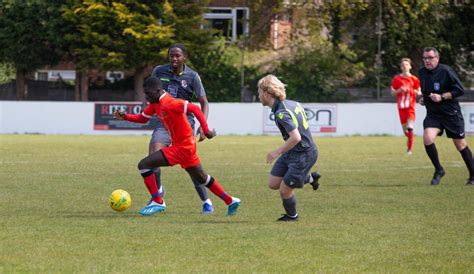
[268,180,279,190]
[137,158,150,170]
[423,135,435,145]
[454,139,467,151]
[202,175,213,186]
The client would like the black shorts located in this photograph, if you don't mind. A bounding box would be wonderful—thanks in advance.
[423,113,465,139]
[270,148,318,189]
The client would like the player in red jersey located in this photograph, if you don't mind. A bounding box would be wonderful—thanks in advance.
[114,76,241,216]
[391,58,421,155]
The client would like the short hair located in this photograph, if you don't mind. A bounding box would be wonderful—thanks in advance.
[168,43,188,57]
[400,58,412,65]
[258,74,287,101]
[143,76,162,89]
[423,47,440,58]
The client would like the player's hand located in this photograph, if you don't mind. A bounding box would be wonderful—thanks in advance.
[429,93,442,103]
[419,97,425,106]
[114,110,126,120]
[205,128,216,139]
[197,127,206,142]
[266,150,279,164]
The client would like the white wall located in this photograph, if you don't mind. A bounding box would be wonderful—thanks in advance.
[1,101,473,136]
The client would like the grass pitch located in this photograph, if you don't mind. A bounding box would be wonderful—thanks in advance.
[1,134,473,272]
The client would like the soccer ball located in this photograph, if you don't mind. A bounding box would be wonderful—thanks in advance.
[109,189,132,212]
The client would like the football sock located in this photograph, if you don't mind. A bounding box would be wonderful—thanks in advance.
[425,144,443,172]
[460,146,474,178]
[140,169,163,204]
[192,177,210,202]
[282,193,297,217]
[154,167,162,191]
[407,128,414,151]
[204,175,233,205]
[203,198,212,205]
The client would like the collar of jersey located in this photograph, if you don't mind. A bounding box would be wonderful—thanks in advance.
[271,99,282,113]
[168,64,187,76]
[159,92,167,101]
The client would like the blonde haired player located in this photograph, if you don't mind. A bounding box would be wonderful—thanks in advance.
[391,58,421,155]
[257,75,321,222]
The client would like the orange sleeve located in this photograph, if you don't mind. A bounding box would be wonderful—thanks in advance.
[187,103,209,134]
[124,104,154,123]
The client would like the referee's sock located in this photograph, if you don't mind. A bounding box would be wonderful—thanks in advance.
[460,146,474,178]
[425,143,444,172]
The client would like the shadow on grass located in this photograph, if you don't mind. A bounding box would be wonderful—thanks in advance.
[328,184,408,187]
[55,211,249,224]
[57,211,140,218]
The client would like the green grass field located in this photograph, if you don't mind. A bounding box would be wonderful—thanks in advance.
[1,134,473,272]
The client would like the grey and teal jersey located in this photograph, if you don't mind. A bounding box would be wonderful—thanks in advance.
[151,64,206,101]
[272,99,316,153]
[151,64,206,128]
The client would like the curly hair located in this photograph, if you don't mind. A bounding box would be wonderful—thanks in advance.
[257,74,286,101]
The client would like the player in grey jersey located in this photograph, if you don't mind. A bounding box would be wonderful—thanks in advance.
[149,43,213,214]
[257,75,321,222]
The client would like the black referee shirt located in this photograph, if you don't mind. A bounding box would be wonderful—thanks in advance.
[418,64,465,116]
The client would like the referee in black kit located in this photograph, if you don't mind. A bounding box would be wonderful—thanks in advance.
[419,47,474,186]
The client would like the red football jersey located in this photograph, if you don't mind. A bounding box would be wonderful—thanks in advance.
[391,74,420,110]
[141,93,195,147]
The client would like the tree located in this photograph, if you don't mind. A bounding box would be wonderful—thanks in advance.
[0,1,66,100]
[275,44,364,102]
[342,1,472,87]
[0,62,15,84]
[62,1,174,101]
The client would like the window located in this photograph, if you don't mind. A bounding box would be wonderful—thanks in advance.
[35,70,75,81]
[36,71,48,81]
[202,7,249,43]
[49,70,75,81]
[106,71,124,83]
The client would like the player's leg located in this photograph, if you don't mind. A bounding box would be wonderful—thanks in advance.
[302,148,320,190]
[423,120,444,185]
[137,150,170,215]
[191,177,214,214]
[406,118,415,154]
[446,116,474,185]
[399,109,413,154]
[186,117,213,211]
[149,127,171,196]
[452,138,473,184]
[269,155,298,221]
[185,164,240,215]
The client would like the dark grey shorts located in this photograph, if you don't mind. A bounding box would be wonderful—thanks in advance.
[150,116,196,145]
[270,148,318,188]
[150,127,171,145]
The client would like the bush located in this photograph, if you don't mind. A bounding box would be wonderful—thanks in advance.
[274,45,364,102]
[190,38,259,102]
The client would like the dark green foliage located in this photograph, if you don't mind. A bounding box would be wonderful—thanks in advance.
[0,1,66,71]
[190,39,260,102]
[274,46,364,102]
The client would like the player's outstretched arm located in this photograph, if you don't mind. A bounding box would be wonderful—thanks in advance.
[113,109,150,124]
[187,103,214,138]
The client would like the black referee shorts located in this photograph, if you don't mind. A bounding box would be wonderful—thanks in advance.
[423,113,465,139]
